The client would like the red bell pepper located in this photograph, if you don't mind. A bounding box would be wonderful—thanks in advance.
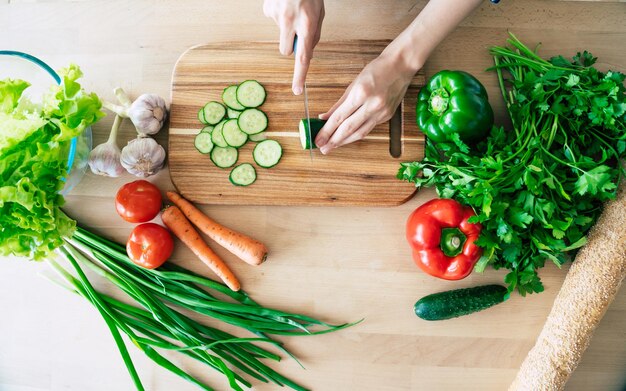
[406,198,482,280]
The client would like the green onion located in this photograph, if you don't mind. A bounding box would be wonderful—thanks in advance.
[49,226,359,391]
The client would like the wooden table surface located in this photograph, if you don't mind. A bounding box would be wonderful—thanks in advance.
[1,1,625,390]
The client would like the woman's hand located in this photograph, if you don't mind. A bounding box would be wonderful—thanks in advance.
[315,51,417,154]
[263,0,325,95]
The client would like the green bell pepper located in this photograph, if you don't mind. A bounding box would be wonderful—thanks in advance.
[416,70,494,143]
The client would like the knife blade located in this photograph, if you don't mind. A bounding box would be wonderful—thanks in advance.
[303,83,313,161]
[294,35,314,161]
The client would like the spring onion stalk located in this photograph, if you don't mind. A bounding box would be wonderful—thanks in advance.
[49,225,358,391]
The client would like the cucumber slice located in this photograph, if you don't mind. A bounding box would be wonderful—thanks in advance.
[197,107,207,124]
[236,80,266,108]
[222,119,248,148]
[414,285,508,321]
[299,118,326,149]
[229,163,257,186]
[211,120,228,148]
[238,108,268,135]
[201,101,226,125]
[227,108,242,119]
[194,132,214,154]
[248,132,267,142]
[222,85,246,111]
[210,146,238,168]
[253,139,282,168]
[201,125,214,134]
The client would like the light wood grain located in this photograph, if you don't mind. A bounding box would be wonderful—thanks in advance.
[0,1,625,391]
[169,41,425,206]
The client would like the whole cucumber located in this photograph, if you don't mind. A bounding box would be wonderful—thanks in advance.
[414,284,508,321]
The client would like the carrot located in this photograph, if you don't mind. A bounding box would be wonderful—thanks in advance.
[166,191,268,266]
[161,205,241,292]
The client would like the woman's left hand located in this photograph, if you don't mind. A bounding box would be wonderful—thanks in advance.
[315,52,417,154]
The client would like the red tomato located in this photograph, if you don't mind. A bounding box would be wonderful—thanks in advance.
[126,223,174,269]
[115,180,162,223]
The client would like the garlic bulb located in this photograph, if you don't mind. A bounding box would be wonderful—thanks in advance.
[120,137,166,178]
[127,93,167,136]
[103,88,168,136]
[88,115,126,177]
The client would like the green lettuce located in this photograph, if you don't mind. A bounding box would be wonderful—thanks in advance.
[0,64,104,260]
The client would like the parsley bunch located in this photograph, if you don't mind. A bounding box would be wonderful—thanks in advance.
[398,32,626,296]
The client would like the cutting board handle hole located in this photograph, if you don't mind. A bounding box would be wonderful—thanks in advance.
[389,105,402,158]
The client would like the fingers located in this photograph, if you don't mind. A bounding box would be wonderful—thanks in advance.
[292,32,314,95]
[338,118,377,147]
[319,106,369,154]
[315,96,361,151]
[279,25,296,56]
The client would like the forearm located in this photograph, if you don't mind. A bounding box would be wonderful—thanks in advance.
[384,0,484,73]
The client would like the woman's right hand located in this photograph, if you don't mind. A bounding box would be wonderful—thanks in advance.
[263,0,325,95]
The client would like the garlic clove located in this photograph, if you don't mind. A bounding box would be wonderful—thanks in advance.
[120,137,166,178]
[88,141,126,177]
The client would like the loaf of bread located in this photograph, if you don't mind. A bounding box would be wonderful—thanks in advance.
[509,179,626,390]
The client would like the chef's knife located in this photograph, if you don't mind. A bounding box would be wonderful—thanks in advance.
[293,35,314,161]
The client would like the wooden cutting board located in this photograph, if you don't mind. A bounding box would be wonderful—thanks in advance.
[169,40,425,206]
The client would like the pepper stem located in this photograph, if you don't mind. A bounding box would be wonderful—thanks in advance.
[440,228,466,257]
[428,88,450,116]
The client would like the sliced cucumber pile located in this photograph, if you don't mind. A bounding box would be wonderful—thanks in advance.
[194,80,281,186]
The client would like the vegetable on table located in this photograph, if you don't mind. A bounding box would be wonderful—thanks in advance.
[167,191,268,265]
[120,136,166,178]
[0,64,104,260]
[416,70,494,144]
[399,32,626,295]
[126,223,174,269]
[509,176,626,391]
[53,225,357,391]
[115,180,162,223]
[414,284,508,321]
[88,114,126,177]
[161,204,241,291]
[406,198,482,280]
[104,87,168,136]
